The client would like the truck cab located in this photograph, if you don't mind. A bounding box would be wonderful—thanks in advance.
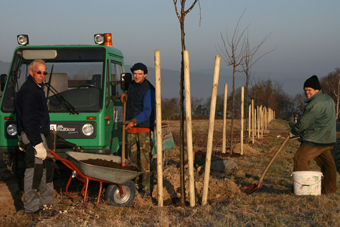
[0,33,131,157]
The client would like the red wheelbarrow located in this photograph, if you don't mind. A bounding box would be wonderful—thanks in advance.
[48,149,143,208]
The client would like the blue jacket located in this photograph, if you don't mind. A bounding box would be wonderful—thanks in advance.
[15,75,50,146]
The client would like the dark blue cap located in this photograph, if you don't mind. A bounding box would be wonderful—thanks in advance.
[130,63,148,74]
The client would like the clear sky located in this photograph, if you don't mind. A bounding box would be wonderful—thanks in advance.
[1,0,339,95]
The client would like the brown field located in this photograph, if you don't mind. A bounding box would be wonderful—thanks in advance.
[1,118,340,226]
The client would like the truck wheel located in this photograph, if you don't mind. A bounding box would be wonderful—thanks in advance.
[104,181,136,207]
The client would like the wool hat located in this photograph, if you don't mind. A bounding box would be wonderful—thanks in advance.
[130,63,148,74]
[304,75,321,90]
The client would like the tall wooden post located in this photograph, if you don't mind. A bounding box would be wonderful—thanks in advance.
[256,106,260,139]
[240,87,244,155]
[252,99,255,144]
[202,56,220,206]
[260,105,263,138]
[264,107,267,130]
[248,105,251,138]
[183,50,195,207]
[222,84,228,153]
[155,50,163,207]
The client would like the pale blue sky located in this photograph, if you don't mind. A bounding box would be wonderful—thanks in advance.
[1,0,339,95]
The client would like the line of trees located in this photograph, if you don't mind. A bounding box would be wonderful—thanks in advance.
[162,70,340,121]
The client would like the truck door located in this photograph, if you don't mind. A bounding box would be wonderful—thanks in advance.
[107,61,123,153]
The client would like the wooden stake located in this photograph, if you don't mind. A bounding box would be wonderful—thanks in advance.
[184,50,195,207]
[257,106,259,139]
[252,99,255,144]
[155,50,163,207]
[260,105,264,138]
[240,87,244,155]
[222,84,228,153]
[248,105,251,138]
[202,56,220,206]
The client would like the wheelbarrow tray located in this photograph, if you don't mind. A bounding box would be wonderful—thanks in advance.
[66,151,143,184]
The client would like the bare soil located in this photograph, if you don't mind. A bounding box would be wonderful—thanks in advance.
[0,119,339,226]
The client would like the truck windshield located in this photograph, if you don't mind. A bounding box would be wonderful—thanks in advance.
[1,47,106,113]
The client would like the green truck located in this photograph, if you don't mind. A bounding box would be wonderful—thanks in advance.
[0,33,131,157]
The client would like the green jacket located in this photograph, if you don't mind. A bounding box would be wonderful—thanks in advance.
[291,90,336,145]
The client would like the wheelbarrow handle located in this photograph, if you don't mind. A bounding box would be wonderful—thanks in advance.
[47,154,55,159]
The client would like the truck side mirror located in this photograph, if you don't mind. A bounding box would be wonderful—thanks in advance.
[120,73,132,91]
[0,74,7,91]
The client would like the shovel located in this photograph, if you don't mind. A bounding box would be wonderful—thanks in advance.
[243,136,290,194]
[121,101,127,167]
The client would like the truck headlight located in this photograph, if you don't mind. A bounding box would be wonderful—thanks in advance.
[82,123,94,136]
[7,124,17,136]
[94,34,104,45]
[17,34,29,46]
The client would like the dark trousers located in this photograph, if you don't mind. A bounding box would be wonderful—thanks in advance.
[293,144,336,194]
[24,143,54,213]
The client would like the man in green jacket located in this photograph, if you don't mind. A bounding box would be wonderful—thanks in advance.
[290,75,337,194]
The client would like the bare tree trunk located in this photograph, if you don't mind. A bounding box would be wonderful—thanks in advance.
[180,35,186,206]
[173,0,200,206]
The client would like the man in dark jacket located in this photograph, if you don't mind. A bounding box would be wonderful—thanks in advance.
[290,75,337,194]
[121,63,155,196]
[15,59,55,214]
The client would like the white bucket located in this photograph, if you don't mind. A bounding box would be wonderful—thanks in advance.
[291,171,323,196]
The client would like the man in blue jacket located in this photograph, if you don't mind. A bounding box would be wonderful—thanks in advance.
[290,75,337,194]
[121,63,155,197]
[15,59,55,214]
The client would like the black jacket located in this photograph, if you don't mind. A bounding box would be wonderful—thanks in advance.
[15,75,50,146]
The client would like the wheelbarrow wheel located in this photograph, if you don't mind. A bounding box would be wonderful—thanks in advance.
[104,181,136,207]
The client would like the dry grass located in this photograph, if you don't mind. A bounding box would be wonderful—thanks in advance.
[1,118,340,226]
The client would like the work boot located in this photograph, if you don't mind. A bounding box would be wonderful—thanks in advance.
[27,205,57,221]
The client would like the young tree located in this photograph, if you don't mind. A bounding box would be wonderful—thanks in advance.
[242,33,276,122]
[217,10,274,153]
[173,0,201,205]
[320,68,340,119]
[217,10,248,153]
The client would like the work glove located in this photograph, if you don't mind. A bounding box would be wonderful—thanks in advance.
[33,142,47,160]
[120,93,128,103]
[288,130,294,138]
[18,141,25,151]
[123,118,138,130]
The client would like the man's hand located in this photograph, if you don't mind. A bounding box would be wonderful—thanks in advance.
[34,142,47,160]
[288,131,294,138]
[120,93,128,103]
[123,118,137,130]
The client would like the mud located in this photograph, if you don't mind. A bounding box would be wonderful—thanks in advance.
[80,158,141,171]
